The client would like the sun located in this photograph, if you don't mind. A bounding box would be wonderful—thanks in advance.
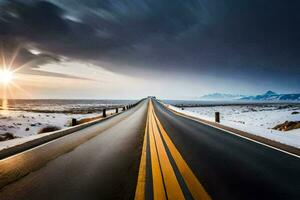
[0,69,14,84]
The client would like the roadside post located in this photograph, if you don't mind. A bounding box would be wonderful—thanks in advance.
[103,109,107,118]
[71,118,77,126]
[215,112,220,123]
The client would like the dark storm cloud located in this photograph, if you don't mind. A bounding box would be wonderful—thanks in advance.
[0,0,205,63]
[0,0,300,89]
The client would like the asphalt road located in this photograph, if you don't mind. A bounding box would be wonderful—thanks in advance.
[150,99,300,200]
[1,98,299,200]
[0,99,148,200]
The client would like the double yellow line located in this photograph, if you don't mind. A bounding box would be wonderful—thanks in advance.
[135,100,211,200]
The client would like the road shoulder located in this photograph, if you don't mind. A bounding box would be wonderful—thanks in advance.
[161,101,300,157]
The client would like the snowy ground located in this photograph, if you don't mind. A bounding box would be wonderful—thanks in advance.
[0,110,116,151]
[0,105,121,137]
[166,104,300,148]
[0,110,104,138]
[0,102,121,150]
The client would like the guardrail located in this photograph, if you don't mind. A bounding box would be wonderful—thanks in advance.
[0,100,143,160]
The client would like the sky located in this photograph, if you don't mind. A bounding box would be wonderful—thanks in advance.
[0,0,299,99]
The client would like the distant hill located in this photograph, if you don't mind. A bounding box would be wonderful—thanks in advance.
[199,91,300,101]
[241,91,300,101]
[199,93,246,100]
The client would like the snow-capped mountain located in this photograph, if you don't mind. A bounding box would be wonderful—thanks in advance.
[199,93,246,100]
[200,91,300,101]
[241,91,300,101]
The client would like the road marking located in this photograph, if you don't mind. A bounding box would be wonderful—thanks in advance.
[150,104,185,200]
[148,104,167,200]
[165,104,300,159]
[134,102,150,200]
[135,100,212,199]
[152,109,212,200]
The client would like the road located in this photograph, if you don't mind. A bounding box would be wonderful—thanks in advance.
[139,99,300,200]
[0,99,148,200]
[0,98,299,200]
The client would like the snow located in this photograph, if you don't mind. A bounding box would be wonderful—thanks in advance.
[0,105,119,151]
[0,110,104,138]
[0,130,59,151]
[165,103,300,148]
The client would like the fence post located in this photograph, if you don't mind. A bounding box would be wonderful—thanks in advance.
[103,109,107,118]
[71,118,77,126]
[215,112,220,123]
[116,108,118,113]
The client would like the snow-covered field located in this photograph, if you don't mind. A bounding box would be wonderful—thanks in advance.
[0,109,120,150]
[0,110,103,138]
[166,104,300,148]
[0,99,133,150]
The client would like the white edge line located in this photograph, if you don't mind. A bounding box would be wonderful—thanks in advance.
[159,101,300,159]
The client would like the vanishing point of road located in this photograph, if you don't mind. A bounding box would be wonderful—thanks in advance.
[0,98,299,200]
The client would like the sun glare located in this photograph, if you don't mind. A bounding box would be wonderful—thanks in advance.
[0,69,13,84]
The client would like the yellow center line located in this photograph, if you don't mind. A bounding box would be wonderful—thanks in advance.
[135,100,211,200]
[134,101,150,200]
[149,104,185,200]
[152,107,212,200]
[148,103,167,200]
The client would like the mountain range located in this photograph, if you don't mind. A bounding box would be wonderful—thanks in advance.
[200,91,300,101]
[199,93,246,100]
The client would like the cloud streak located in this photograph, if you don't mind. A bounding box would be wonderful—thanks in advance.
[0,0,299,91]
